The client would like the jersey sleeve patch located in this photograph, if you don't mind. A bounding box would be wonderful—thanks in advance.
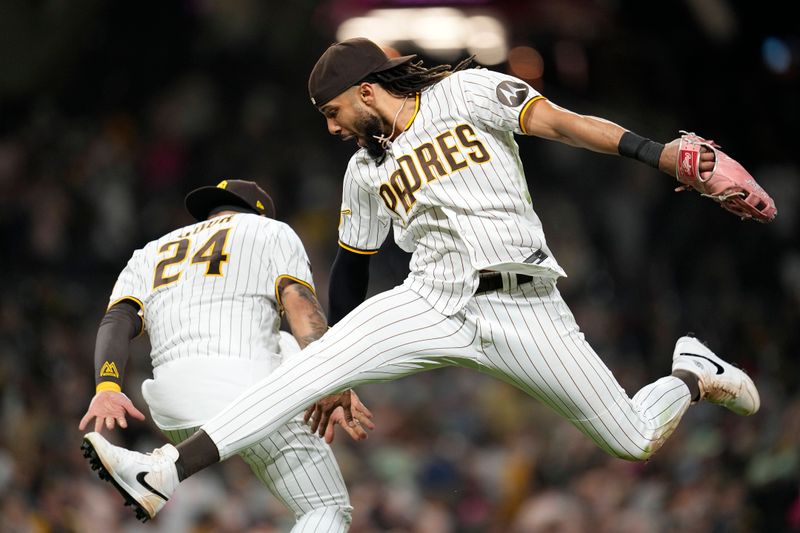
[496,80,530,107]
[457,70,542,135]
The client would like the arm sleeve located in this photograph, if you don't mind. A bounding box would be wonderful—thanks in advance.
[338,158,391,254]
[97,251,148,392]
[269,222,316,309]
[457,69,544,135]
[94,300,142,391]
[328,246,371,325]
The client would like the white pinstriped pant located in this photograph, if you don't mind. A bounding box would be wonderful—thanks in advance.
[203,276,692,463]
[163,417,351,533]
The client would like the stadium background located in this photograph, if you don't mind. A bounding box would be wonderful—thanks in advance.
[0,1,798,531]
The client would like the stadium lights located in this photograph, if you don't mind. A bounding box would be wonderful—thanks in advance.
[336,8,509,65]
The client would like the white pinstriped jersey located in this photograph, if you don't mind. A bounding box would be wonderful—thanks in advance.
[109,213,314,370]
[338,69,565,315]
[111,214,352,527]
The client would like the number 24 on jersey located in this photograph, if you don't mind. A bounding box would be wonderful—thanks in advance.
[153,228,231,289]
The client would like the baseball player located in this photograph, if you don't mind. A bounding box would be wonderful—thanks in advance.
[82,38,773,523]
[78,179,374,530]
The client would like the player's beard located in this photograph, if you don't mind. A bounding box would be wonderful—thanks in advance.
[355,110,389,163]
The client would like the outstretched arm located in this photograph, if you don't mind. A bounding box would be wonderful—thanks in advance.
[522,99,715,177]
[78,300,146,433]
[523,99,776,221]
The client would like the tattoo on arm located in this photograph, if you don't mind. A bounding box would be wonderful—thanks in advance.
[295,284,328,348]
[279,280,328,349]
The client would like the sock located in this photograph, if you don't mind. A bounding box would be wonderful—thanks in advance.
[672,370,701,402]
[174,430,220,481]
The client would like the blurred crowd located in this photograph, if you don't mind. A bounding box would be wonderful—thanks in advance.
[1,1,798,532]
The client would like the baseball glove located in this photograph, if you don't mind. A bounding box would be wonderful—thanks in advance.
[674,131,777,223]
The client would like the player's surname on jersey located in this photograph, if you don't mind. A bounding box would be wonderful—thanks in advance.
[175,214,234,238]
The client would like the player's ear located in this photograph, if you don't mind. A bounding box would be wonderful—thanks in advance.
[357,83,374,104]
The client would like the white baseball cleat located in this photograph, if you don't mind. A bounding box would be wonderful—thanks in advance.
[82,432,180,522]
[672,335,760,416]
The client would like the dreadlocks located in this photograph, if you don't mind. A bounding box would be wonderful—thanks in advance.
[362,56,477,97]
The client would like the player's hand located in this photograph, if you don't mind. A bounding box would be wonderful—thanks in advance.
[304,390,374,443]
[660,138,716,179]
[324,391,375,444]
[78,391,146,434]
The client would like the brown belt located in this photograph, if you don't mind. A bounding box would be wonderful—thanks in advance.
[476,272,534,294]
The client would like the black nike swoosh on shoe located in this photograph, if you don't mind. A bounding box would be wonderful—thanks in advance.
[136,471,169,501]
[680,353,724,375]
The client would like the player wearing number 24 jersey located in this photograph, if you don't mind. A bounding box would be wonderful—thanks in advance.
[82,38,762,523]
[79,180,373,528]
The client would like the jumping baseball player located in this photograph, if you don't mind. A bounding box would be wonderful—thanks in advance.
[82,38,775,523]
[78,179,375,530]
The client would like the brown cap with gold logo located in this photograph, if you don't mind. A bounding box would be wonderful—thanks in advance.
[308,37,416,107]
[185,179,275,221]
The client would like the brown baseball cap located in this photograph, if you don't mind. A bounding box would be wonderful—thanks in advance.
[308,37,416,107]
[185,179,275,221]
